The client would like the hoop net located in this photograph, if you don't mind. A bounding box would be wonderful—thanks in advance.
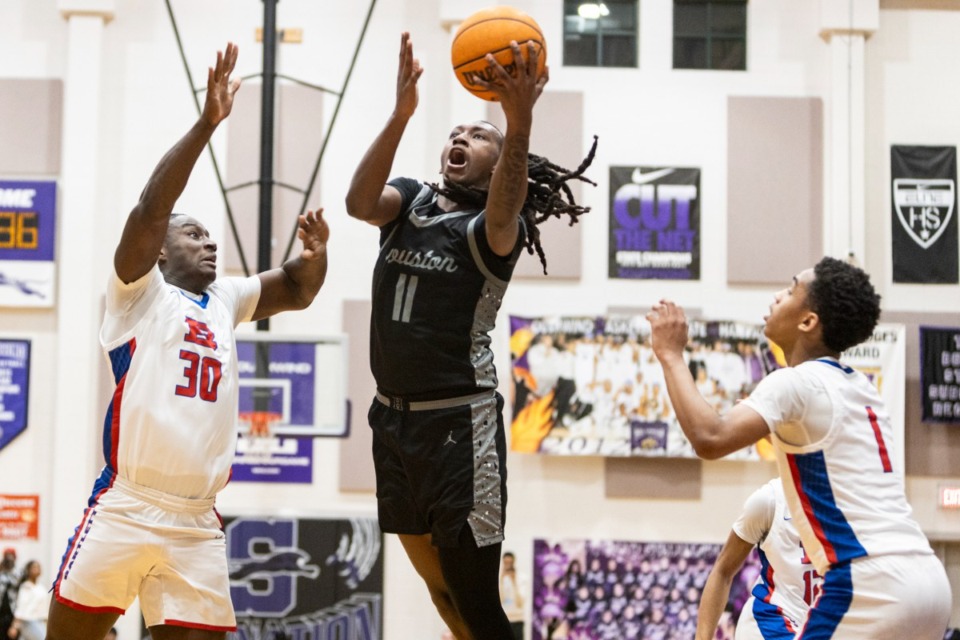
[237,411,283,459]
[240,410,282,438]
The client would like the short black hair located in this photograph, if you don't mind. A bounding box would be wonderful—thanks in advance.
[807,256,881,353]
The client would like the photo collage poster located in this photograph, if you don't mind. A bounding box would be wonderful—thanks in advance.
[531,538,761,640]
[509,315,777,459]
[510,316,905,461]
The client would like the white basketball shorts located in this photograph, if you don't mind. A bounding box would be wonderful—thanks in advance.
[53,475,236,631]
[795,552,951,640]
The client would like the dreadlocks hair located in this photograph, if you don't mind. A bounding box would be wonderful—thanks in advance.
[429,135,599,274]
[806,256,882,353]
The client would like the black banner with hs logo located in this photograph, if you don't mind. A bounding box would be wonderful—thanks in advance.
[890,145,959,283]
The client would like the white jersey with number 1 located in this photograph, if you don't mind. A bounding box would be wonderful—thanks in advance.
[743,357,932,576]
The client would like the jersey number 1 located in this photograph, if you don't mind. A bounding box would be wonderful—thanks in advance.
[866,406,893,473]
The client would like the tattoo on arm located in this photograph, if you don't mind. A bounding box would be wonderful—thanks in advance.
[497,134,530,207]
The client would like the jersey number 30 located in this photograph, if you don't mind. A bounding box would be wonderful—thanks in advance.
[176,350,223,401]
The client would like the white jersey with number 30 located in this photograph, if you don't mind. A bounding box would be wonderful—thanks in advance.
[743,358,932,576]
[98,265,260,500]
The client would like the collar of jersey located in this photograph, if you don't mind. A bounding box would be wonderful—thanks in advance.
[178,288,210,309]
[408,201,480,227]
[815,356,854,374]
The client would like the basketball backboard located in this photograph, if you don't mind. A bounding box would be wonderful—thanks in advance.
[236,333,348,437]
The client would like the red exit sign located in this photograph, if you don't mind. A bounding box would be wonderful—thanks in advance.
[939,486,960,509]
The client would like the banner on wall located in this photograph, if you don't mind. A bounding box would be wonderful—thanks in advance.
[840,324,907,473]
[510,316,906,461]
[532,538,761,640]
[890,145,959,283]
[144,515,384,639]
[0,339,30,452]
[231,436,314,483]
[0,181,57,307]
[608,166,700,280]
[920,326,960,423]
[0,495,38,540]
[509,315,776,459]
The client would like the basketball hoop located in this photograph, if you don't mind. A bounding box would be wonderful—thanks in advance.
[237,411,283,460]
[238,411,282,438]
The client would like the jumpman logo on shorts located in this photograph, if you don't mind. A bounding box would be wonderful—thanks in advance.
[443,430,457,446]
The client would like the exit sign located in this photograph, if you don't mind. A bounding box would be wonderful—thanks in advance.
[939,485,960,509]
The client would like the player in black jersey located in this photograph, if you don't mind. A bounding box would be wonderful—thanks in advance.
[346,32,593,639]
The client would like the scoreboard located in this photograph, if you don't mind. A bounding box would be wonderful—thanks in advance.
[0,180,56,307]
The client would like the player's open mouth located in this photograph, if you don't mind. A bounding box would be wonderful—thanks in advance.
[447,147,467,169]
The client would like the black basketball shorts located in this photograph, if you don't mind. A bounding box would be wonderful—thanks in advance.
[368,390,508,548]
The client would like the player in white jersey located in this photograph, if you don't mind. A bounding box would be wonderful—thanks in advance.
[648,256,951,639]
[697,479,820,640]
[47,44,330,640]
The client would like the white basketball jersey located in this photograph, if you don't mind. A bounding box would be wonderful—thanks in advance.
[743,358,932,576]
[98,266,260,499]
[734,479,819,632]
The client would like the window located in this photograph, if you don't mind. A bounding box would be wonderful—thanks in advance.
[673,0,747,71]
[563,0,638,68]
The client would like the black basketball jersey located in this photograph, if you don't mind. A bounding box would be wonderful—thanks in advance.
[370,178,525,399]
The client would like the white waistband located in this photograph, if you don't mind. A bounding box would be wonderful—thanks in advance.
[112,476,216,514]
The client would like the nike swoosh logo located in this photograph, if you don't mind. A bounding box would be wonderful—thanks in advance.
[783,515,792,521]
[631,167,676,185]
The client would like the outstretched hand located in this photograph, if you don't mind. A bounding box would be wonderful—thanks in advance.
[202,42,242,127]
[297,209,330,261]
[394,32,423,120]
[646,300,690,364]
[473,41,548,122]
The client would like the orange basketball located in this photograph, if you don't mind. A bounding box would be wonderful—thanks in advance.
[451,6,547,102]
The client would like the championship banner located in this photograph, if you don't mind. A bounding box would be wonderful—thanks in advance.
[0,339,30,452]
[509,315,776,459]
[532,538,761,640]
[0,181,57,307]
[891,145,959,283]
[144,516,384,639]
[609,166,700,280]
[920,326,960,424]
[0,495,39,540]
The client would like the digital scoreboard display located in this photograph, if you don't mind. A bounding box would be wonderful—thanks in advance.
[0,181,56,307]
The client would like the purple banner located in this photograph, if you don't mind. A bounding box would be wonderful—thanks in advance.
[232,436,314,483]
[0,339,30,452]
[608,167,700,280]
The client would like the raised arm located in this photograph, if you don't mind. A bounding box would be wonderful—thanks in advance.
[345,32,423,227]
[252,209,329,320]
[115,43,241,283]
[475,42,548,256]
[647,300,769,459]
[695,531,754,640]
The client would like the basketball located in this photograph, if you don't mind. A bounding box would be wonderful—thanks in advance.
[451,6,547,101]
